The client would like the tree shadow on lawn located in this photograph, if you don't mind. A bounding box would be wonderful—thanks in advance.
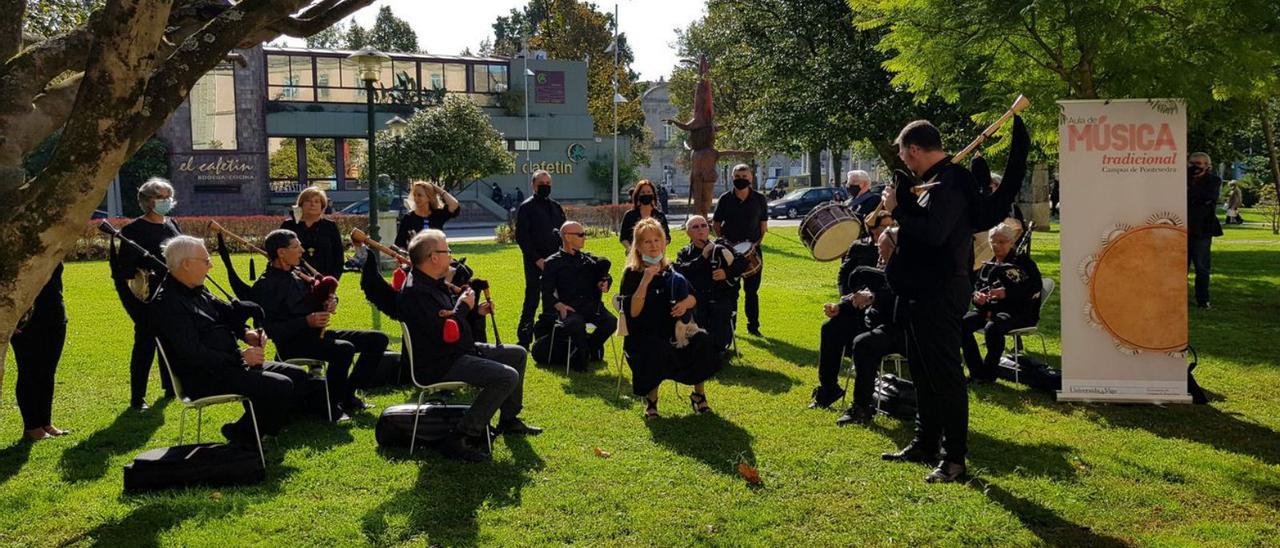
[361,436,544,545]
[646,412,756,475]
[970,481,1132,547]
[60,398,172,483]
[741,335,818,368]
[714,360,799,394]
[0,439,34,486]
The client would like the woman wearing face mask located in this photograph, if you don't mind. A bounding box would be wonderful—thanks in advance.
[619,179,671,250]
[395,181,460,250]
[620,218,721,419]
[111,177,181,410]
[281,186,346,278]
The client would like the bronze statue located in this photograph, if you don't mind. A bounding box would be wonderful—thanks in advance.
[664,56,749,217]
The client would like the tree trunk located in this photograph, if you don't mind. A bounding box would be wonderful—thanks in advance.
[1260,100,1280,234]
[807,148,822,187]
[828,146,842,187]
[870,138,907,174]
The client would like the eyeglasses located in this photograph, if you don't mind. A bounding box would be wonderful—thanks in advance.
[687,223,709,229]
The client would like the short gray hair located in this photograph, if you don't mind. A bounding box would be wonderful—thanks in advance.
[731,164,751,175]
[137,177,175,211]
[161,235,206,272]
[846,170,870,185]
[1190,151,1211,163]
[531,170,551,183]
[408,229,447,266]
[988,222,1017,242]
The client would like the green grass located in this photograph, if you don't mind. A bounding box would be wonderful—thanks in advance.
[2,226,1278,546]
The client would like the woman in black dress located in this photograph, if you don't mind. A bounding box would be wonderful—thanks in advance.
[619,179,670,250]
[281,186,345,278]
[12,263,70,440]
[620,218,720,419]
[395,181,460,250]
[112,177,181,410]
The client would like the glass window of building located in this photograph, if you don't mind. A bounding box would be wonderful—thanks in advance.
[443,63,467,92]
[190,61,237,150]
[421,62,446,91]
[472,64,508,93]
[315,56,340,101]
[268,137,302,194]
[266,54,314,101]
[344,139,368,190]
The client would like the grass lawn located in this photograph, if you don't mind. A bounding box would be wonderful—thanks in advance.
[2,223,1278,546]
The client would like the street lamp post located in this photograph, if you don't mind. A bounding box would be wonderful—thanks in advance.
[349,47,390,240]
[608,3,621,206]
[524,68,535,163]
[385,115,409,211]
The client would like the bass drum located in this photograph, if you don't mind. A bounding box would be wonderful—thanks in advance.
[731,242,762,278]
[799,202,862,261]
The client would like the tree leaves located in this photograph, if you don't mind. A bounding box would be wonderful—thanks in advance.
[378,95,515,189]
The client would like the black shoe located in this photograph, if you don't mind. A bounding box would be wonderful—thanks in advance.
[836,405,875,426]
[747,326,762,337]
[496,417,544,436]
[925,461,967,483]
[1197,302,1212,310]
[344,397,375,412]
[221,423,256,447]
[882,444,941,463]
[439,432,490,462]
[967,376,997,386]
[131,401,150,411]
[808,385,845,409]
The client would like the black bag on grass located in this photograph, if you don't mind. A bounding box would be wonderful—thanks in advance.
[996,355,1062,392]
[872,374,917,420]
[366,351,410,388]
[374,403,470,448]
[123,443,264,492]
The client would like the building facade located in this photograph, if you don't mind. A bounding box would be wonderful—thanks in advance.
[155,45,622,216]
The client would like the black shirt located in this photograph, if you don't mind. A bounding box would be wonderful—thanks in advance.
[974,253,1043,323]
[148,277,249,392]
[846,186,884,218]
[619,208,671,245]
[1187,173,1224,238]
[674,240,746,300]
[887,157,978,298]
[515,195,566,261]
[619,267,684,340]
[251,266,320,347]
[398,268,476,383]
[712,189,768,243]
[541,249,612,312]
[18,263,65,329]
[280,217,344,279]
[838,238,880,295]
[115,217,181,282]
[395,208,459,249]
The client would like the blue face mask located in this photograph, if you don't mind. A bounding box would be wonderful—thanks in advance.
[153,198,174,215]
[642,254,662,265]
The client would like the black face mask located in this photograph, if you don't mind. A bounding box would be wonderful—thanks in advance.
[733,178,751,190]
[638,194,654,205]
[536,185,551,199]
[1188,165,1204,177]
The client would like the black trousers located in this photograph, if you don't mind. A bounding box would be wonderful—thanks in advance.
[817,309,867,389]
[192,361,309,439]
[278,329,388,408]
[851,325,905,408]
[517,258,543,345]
[1188,235,1213,305]
[696,293,737,354]
[11,322,66,430]
[961,311,1033,381]
[742,248,763,330]
[904,280,970,464]
[559,305,617,364]
[130,319,172,404]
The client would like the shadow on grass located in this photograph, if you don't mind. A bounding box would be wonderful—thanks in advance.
[972,482,1131,547]
[0,439,34,486]
[59,399,172,483]
[742,335,818,368]
[715,361,798,394]
[361,436,544,545]
[969,431,1078,480]
[646,413,755,476]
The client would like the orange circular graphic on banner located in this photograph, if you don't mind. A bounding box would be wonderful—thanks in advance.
[1088,224,1188,353]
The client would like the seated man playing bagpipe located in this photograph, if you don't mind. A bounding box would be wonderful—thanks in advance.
[398,230,543,462]
[962,222,1042,383]
[149,236,311,447]
[809,211,894,409]
[253,229,388,420]
[674,215,746,358]
[834,227,910,427]
[535,221,616,370]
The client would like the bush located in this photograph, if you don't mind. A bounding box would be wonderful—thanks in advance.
[1235,177,1263,208]
[73,214,368,261]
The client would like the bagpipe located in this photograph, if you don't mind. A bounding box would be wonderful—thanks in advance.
[98,221,265,329]
[707,237,748,287]
[351,228,503,346]
[208,221,337,335]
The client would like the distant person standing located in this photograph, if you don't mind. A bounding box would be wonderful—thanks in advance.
[11,263,70,441]
[515,186,525,203]
[395,181,461,250]
[280,186,344,278]
[1187,152,1223,309]
[515,170,566,347]
[1224,181,1243,225]
[656,183,670,213]
[712,164,768,336]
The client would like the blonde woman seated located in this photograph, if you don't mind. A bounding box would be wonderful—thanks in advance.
[619,217,721,419]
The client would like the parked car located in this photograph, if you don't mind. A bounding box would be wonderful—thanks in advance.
[768,186,840,219]
[338,197,409,216]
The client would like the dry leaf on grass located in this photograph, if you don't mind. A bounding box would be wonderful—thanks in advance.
[594,447,612,458]
[737,462,762,485]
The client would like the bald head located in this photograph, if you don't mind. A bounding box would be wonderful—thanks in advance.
[560,221,585,253]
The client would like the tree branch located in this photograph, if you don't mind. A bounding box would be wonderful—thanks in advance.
[0,0,26,60]
[0,28,95,113]
[243,0,375,44]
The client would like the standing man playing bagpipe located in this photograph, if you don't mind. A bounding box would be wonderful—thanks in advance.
[515,170,567,348]
[253,229,388,421]
[674,215,746,359]
[111,178,182,410]
[538,221,616,370]
[879,120,978,483]
[712,164,769,337]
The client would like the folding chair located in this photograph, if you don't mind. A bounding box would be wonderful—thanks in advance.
[839,347,907,411]
[154,338,266,469]
[400,322,490,455]
[610,294,629,398]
